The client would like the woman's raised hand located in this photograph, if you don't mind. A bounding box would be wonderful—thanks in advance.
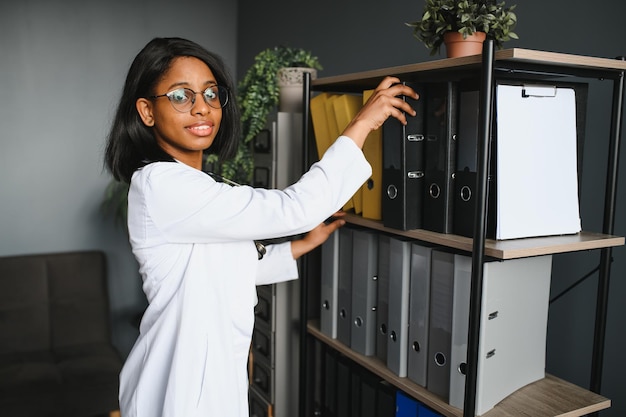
[342,76,419,149]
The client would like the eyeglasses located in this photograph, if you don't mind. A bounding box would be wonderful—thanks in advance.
[149,85,229,112]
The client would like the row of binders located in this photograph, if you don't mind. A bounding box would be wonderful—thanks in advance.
[320,224,553,415]
[310,79,585,240]
[322,344,442,417]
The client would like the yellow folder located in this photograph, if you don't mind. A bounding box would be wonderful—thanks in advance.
[324,95,341,149]
[310,92,336,159]
[360,89,383,220]
[333,94,364,214]
[315,94,350,211]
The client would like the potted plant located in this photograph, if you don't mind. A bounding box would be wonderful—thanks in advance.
[205,46,322,184]
[406,0,518,57]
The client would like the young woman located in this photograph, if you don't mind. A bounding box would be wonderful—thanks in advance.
[104,37,417,417]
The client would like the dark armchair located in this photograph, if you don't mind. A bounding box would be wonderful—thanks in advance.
[0,250,123,417]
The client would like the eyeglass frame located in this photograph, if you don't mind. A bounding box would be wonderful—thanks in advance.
[148,85,229,112]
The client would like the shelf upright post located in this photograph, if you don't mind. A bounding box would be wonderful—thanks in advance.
[302,72,312,179]
[299,71,312,417]
[590,57,625,396]
[463,39,496,417]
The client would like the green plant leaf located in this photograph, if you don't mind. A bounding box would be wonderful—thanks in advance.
[228,46,322,184]
[407,0,518,55]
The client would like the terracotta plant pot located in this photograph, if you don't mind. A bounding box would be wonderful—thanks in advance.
[443,31,487,58]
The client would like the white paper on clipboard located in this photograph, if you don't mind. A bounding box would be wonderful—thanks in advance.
[495,84,581,240]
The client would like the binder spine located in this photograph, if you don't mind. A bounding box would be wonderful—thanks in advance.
[350,229,379,356]
[449,254,472,410]
[407,243,433,387]
[320,231,340,338]
[452,80,497,238]
[375,234,391,362]
[423,82,458,234]
[322,347,338,416]
[426,249,455,401]
[386,238,412,377]
[336,227,354,346]
[381,82,425,230]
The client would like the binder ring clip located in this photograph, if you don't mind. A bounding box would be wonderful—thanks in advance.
[460,185,472,202]
[429,183,441,199]
[434,352,447,367]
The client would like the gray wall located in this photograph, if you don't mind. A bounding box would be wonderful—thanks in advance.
[236,0,626,415]
[0,0,238,357]
[1,0,624,414]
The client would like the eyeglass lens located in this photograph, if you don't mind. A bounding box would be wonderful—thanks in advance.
[166,86,228,111]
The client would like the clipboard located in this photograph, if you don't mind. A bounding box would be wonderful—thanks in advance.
[495,84,582,240]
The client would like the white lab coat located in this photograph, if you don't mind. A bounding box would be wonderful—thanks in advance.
[119,136,371,417]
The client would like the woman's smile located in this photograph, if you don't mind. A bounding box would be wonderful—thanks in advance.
[187,121,215,137]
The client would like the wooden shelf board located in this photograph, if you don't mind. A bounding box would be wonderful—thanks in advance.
[495,48,626,72]
[308,320,611,417]
[344,213,624,260]
[481,374,610,417]
[312,48,626,91]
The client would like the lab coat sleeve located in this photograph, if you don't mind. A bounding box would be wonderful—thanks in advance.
[255,241,299,286]
[134,136,371,245]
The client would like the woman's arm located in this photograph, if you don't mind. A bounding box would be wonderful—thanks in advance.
[342,76,418,149]
[290,212,346,260]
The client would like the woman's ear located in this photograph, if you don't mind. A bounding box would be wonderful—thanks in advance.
[136,98,155,127]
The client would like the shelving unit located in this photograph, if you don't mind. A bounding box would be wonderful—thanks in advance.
[299,44,626,417]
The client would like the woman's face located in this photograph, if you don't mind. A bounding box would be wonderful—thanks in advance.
[136,56,223,169]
